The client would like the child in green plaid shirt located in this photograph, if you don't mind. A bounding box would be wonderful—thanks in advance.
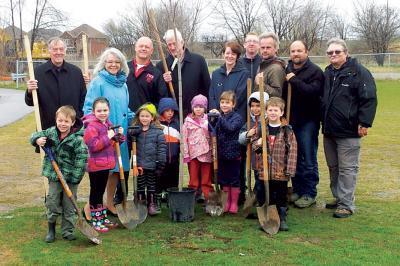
[31,106,88,243]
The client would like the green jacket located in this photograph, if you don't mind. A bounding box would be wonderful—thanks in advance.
[30,125,88,184]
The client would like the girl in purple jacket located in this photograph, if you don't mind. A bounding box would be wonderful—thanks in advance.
[82,97,124,232]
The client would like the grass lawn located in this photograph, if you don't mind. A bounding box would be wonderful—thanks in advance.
[0,80,399,265]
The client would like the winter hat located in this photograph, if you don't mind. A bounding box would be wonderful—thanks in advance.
[191,94,208,110]
[158,97,179,114]
[137,103,157,118]
[248,91,269,106]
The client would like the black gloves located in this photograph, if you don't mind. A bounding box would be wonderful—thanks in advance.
[128,125,142,139]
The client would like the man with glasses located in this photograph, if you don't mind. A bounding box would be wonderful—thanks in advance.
[25,37,87,130]
[239,32,262,84]
[285,40,324,208]
[322,38,377,218]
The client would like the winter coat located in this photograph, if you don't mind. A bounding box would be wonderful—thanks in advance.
[134,124,166,170]
[83,69,134,172]
[182,114,212,163]
[127,59,168,112]
[238,54,262,83]
[258,56,286,97]
[30,120,88,184]
[284,58,324,125]
[215,111,243,160]
[321,57,377,138]
[82,113,125,172]
[209,61,250,122]
[158,98,180,164]
[25,60,86,130]
[156,49,211,117]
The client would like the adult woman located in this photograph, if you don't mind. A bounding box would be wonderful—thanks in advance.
[209,41,249,122]
[83,48,134,216]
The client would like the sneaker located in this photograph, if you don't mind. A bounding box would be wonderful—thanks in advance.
[325,200,339,209]
[196,193,205,204]
[294,195,316,208]
[289,193,300,203]
[333,208,352,218]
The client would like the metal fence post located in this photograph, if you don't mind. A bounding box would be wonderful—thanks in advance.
[16,59,19,89]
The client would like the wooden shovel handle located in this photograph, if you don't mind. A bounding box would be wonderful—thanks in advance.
[286,83,292,123]
[246,78,252,190]
[212,136,220,192]
[82,34,89,75]
[114,141,127,199]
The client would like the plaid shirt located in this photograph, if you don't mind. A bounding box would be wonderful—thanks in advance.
[31,126,88,184]
[252,120,297,181]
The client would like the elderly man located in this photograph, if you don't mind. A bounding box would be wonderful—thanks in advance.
[127,36,168,112]
[322,38,377,218]
[255,32,286,97]
[156,29,210,117]
[285,40,324,208]
[25,37,86,129]
[239,32,262,83]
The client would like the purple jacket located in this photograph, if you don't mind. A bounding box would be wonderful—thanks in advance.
[83,113,125,172]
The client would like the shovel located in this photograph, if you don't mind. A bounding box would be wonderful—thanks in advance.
[41,146,101,245]
[129,126,148,224]
[112,128,138,230]
[256,76,280,235]
[205,113,228,216]
[243,78,257,217]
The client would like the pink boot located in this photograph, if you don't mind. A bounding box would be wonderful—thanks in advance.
[223,186,231,213]
[229,187,240,214]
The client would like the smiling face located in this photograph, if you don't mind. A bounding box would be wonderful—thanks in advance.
[138,110,153,127]
[224,47,238,68]
[93,102,110,123]
[250,101,261,117]
[289,41,308,68]
[220,99,234,114]
[327,43,348,69]
[104,53,121,75]
[135,37,153,63]
[244,34,260,57]
[266,105,283,124]
[49,40,66,67]
[56,113,74,136]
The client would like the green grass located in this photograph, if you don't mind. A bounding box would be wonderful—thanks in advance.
[0,80,399,265]
[0,80,27,90]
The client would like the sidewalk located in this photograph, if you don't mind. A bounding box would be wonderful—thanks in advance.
[0,88,33,127]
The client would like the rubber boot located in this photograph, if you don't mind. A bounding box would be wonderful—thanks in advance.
[45,222,56,243]
[229,187,240,214]
[90,206,109,233]
[148,193,157,216]
[154,194,162,214]
[99,205,117,229]
[223,186,231,213]
[278,207,289,231]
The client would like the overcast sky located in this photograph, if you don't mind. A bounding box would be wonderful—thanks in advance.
[3,0,400,34]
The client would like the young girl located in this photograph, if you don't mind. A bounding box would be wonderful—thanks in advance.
[182,94,213,207]
[128,103,166,216]
[82,97,122,232]
[212,91,243,214]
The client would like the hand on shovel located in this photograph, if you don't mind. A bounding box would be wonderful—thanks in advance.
[133,166,143,177]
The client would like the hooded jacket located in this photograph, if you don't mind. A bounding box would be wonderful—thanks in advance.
[215,111,243,160]
[209,61,250,122]
[158,98,180,164]
[182,114,212,163]
[258,56,286,97]
[30,118,88,184]
[135,124,167,170]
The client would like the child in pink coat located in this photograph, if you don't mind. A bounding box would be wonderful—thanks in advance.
[182,94,213,203]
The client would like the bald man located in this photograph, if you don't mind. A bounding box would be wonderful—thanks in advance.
[127,36,168,112]
[284,40,324,208]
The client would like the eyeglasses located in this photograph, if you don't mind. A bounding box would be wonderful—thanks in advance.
[245,39,258,44]
[105,61,121,65]
[326,50,343,56]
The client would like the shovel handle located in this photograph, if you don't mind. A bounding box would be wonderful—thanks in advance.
[211,136,220,192]
[286,83,292,124]
[114,142,127,199]
[246,78,252,191]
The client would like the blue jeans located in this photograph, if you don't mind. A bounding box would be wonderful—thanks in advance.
[292,121,320,198]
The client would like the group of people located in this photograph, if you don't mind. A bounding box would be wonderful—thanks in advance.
[26,28,377,243]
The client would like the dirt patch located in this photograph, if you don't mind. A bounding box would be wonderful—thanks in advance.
[0,248,21,265]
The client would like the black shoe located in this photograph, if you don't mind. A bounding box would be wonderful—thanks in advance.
[325,201,339,209]
[45,222,56,243]
[63,234,77,241]
[106,209,118,217]
[278,207,289,231]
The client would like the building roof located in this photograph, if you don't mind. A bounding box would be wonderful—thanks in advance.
[3,26,26,39]
[27,28,62,41]
[64,24,107,39]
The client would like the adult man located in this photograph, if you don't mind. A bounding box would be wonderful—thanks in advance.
[127,36,168,112]
[239,32,262,83]
[322,38,377,218]
[25,37,86,129]
[285,40,324,208]
[156,29,210,117]
[255,32,286,97]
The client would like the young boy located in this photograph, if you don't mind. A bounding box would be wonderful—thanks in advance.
[157,98,180,212]
[240,96,297,231]
[31,106,88,242]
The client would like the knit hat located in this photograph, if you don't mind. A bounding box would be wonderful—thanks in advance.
[191,94,208,110]
[158,97,179,114]
[137,103,157,118]
[248,91,269,106]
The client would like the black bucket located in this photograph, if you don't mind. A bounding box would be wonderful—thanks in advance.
[167,187,196,222]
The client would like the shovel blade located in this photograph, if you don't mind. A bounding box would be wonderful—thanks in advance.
[76,219,102,245]
[242,192,257,218]
[256,204,280,235]
[115,202,139,230]
[131,202,148,224]
[207,191,227,216]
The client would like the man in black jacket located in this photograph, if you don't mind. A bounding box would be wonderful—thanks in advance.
[322,38,377,218]
[127,36,168,112]
[157,29,210,117]
[25,37,86,130]
[285,40,324,208]
[239,32,262,84]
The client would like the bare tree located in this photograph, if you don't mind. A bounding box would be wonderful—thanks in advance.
[103,19,137,57]
[353,0,400,66]
[327,12,352,40]
[214,0,263,45]
[201,33,227,57]
[8,0,18,59]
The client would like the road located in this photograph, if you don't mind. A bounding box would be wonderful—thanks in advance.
[0,88,33,127]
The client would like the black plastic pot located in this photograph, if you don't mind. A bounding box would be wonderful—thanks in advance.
[167,187,196,222]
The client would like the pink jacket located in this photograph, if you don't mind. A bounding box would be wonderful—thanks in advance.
[182,114,212,163]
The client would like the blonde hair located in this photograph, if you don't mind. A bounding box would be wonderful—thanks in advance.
[131,106,162,129]
[259,32,280,50]
[55,105,76,121]
[266,97,285,112]
[220,90,236,106]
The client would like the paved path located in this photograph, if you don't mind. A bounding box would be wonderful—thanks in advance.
[0,88,33,127]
